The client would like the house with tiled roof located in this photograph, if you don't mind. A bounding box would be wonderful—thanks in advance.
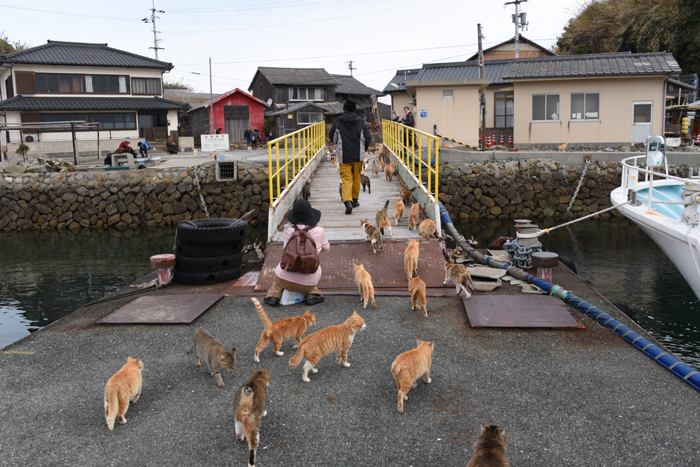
[0,40,189,159]
[385,51,682,148]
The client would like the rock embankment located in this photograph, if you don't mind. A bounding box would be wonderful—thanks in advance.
[0,162,269,232]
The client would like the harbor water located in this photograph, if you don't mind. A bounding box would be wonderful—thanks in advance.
[1,219,699,368]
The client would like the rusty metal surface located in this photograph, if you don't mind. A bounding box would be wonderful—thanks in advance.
[255,239,451,292]
[97,294,223,324]
[463,294,586,329]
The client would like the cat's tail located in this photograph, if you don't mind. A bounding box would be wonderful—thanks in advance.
[105,388,118,431]
[251,298,273,334]
[289,345,305,369]
[382,199,390,215]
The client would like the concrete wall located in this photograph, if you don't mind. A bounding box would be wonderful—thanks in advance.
[414,85,481,146]
[512,76,666,146]
[391,92,412,115]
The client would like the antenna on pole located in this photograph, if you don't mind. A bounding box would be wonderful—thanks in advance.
[347,60,356,77]
[142,0,165,60]
[505,0,528,58]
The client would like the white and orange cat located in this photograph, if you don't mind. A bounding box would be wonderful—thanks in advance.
[251,297,315,362]
[104,356,144,431]
[361,219,383,254]
[289,311,367,382]
[376,200,392,237]
[444,260,476,298]
[408,277,428,317]
[394,198,405,226]
[418,218,437,237]
[234,368,271,467]
[408,202,420,231]
[353,263,377,309]
[466,424,510,467]
[404,239,419,280]
[187,330,237,387]
[391,340,434,413]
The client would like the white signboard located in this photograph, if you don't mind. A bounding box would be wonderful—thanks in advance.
[201,134,229,151]
[419,108,428,119]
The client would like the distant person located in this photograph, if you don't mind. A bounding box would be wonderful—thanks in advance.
[137,141,151,157]
[215,127,222,134]
[165,136,179,154]
[114,138,137,156]
[251,128,260,149]
[264,199,330,307]
[329,100,371,215]
[400,106,416,149]
[244,127,252,146]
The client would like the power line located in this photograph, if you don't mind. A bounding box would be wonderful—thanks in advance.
[167,0,346,13]
[0,3,138,21]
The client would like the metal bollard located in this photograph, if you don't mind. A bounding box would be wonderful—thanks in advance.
[150,254,176,286]
[531,252,559,282]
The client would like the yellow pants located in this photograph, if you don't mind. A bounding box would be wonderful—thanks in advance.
[339,161,362,203]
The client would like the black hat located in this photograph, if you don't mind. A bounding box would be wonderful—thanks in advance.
[287,199,322,226]
[343,100,357,112]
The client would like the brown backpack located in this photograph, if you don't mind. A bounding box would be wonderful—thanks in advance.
[279,226,320,274]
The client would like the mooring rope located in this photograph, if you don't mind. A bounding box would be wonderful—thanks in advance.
[563,158,590,219]
[517,202,631,239]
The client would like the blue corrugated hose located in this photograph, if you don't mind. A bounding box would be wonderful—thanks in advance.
[439,201,700,393]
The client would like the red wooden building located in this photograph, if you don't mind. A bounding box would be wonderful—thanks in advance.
[185,88,269,144]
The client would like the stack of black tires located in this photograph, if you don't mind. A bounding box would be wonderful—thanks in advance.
[174,218,248,286]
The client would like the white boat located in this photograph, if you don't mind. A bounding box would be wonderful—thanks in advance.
[610,136,700,300]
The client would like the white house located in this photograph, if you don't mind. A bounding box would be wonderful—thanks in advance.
[0,40,189,160]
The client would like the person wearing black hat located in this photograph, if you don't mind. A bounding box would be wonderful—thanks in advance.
[329,100,371,214]
[264,199,330,307]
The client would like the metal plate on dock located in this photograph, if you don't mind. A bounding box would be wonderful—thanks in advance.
[97,294,223,324]
[463,295,586,329]
[255,239,451,292]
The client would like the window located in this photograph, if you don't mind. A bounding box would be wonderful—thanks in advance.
[532,94,560,121]
[289,87,322,101]
[494,92,514,127]
[223,105,249,119]
[297,112,324,125]
[571,93,599,120]
[34,73,126,94]
[90,113,137,130]
[5,75,13,98]
[442,89,454,99]
[314,88,323,100]
[131,78,161,95]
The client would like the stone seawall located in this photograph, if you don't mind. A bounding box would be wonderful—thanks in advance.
[0,162,270,232]
[437,159,692,222]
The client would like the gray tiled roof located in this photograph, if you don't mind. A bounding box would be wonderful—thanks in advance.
[0,41,173,70]
[0,96,189,111]
[466,35,555,61]
[502,52,681,79]
[330,75,383,96]
[264,101,327,117]
[257,67,339,86]
[413,59,511,84]
[383,69,421,93]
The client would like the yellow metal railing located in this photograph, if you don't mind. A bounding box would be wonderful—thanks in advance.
[381,120,440,201]
[267,121,326,205]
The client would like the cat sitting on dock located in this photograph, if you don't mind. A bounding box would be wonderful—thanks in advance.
[187,330,237,387]
[104,356,144,431]
[466,424,510,467]
[418,218,437,237]
[391,340,434,412]
[251,297,315,362]
[289,310,367,382]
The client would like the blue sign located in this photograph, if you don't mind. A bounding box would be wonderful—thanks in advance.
[419,108,428,119]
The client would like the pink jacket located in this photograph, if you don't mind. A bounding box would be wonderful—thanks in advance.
[274,224,330,286]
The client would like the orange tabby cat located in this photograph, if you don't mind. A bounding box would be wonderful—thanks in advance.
[353,262,377,309]
[391,340,434,413]
[394,198,405,226]
[404,239,419,280]
[408,202,420,231]
[361,219,383,254]
[187,330,237,388]
[466,424,510,467]
[418,218,437,237]
[408,277,428,317]
[376,199,392,237]
[390,161,396,174]
[251,297,315,362]
[289,310,367,382]
[235,368,271,467]
[384,164,393,181]
[444,260,476,298]
[104,356,144,430]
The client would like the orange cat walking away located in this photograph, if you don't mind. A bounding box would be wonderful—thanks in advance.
[391,340,434,413]
[404,239,419,280]
[354,263,377,309]
[251,297,315,362]
[408,202,420,231]
[104,356,144,430]
[466,424,510,467]
[289,311,366,382]
[234,368,271,467]
[394,198,405,226]
[408,277,427,317]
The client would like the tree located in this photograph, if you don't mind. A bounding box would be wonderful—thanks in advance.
[0,31,30,54]
[163,78,194,90]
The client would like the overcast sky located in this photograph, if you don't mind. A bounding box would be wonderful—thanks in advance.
[1,0,587,102]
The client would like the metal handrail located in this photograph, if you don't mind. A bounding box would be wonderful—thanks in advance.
[267,121,326,206]
[381,120,440,201]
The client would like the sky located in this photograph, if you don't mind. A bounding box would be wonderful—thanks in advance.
[1,0,588,103]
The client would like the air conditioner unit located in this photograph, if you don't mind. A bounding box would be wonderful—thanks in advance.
[215,160,238,182]
[24,134,38,143]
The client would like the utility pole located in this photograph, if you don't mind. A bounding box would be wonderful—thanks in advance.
[347,61,356,77]
[142,0,165,60]
[478,23,486,151]
[505,0,528,58]
[209,58,214,135]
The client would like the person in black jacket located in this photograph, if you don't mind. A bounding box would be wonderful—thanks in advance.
[401,106,417,149]
[244,127,252,146]
[329,100,371,214]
